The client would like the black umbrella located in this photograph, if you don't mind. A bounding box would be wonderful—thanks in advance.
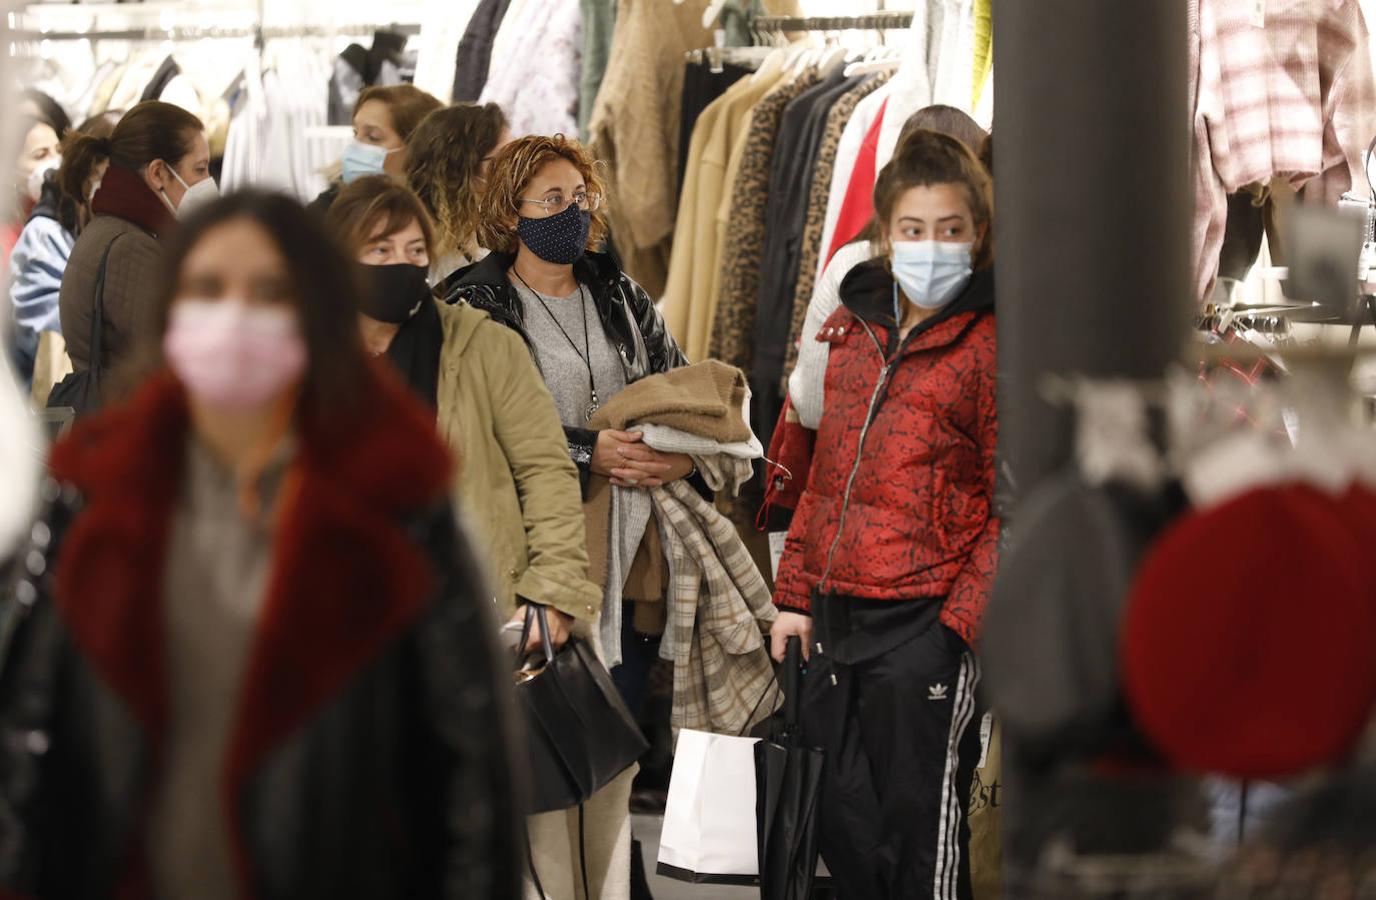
[755,636,825,900]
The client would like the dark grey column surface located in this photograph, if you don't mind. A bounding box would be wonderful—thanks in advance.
[990,0,1204,889]
[993,0,1192,491]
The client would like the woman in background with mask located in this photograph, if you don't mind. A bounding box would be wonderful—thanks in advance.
[329,175,611,897]
[9,111,121,392]
[5,116,64,267]
[0,190,522,899]
[327,175,599,631]
[57,101,213,401]
[449,133,691,900]
[308,84,441,216]
[405,101,510,284]
[764,107,992,525]
[770,130,998,900]
[449,135,692,495]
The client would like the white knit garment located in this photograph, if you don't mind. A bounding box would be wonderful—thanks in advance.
[787,240,877,430]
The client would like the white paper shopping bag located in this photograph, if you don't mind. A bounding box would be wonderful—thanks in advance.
[657,729,761,883]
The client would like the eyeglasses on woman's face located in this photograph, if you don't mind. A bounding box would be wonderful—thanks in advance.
[518,190,602,217]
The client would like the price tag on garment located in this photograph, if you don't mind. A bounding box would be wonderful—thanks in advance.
[1250,0,1266,27]
[768,532,787,579]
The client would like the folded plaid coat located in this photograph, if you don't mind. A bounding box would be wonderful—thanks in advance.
[585,361,778,735]
[652,478,779,736]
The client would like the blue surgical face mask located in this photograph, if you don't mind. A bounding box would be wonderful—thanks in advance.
[341,140,399,184]
[891,240,975,311]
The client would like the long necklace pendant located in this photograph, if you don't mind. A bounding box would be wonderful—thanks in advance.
[585,389,600,424]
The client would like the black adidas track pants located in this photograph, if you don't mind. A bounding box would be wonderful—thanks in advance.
[800,621,983,900]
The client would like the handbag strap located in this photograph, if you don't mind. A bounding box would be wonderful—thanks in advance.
[578,802,591,900]
[87,235,120,387]
[525,830,548,900]
[521,805,592,900]
[516,603,557,667]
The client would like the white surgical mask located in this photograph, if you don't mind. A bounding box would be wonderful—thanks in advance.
[160,166,220,219]
[341,140,400,184]
[26,157,60,203]
[891,240,975,311]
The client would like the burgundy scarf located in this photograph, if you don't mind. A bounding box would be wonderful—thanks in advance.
[90,165,176,238]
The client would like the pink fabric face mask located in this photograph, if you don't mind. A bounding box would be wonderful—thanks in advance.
[164,299,307,411]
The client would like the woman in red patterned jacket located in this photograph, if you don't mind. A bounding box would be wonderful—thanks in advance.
[770,130,997,900]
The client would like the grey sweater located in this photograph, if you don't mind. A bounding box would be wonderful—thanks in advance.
[512,277,627,428]
[148,436,292,900]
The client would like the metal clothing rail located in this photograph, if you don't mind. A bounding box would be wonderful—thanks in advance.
[753,12,915,31]
[10,22,421,43]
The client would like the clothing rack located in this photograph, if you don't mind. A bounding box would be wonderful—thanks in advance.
[9,22,421,43]
[1197,310,1292,337]
[683,45,774,73]
[753,12,915,32]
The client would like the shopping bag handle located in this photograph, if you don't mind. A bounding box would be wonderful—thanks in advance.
[738,635,804,738]
[740,674,783,738]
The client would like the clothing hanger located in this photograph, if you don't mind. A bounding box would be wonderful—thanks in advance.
[750,44,787,82]
[703,0,729,28]
[844,53,900,77]
[785,38,817,75]
[815,33,849,77]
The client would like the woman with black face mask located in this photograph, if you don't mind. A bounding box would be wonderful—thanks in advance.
[447,134,697,900]
[327,174,600,635]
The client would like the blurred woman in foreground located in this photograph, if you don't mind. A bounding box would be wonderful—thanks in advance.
[0,190,521,899]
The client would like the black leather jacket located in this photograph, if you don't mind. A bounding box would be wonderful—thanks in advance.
[0,484,523,900]
[441,251,688,476]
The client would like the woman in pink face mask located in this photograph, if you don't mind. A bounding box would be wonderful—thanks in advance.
[0,191,524,900]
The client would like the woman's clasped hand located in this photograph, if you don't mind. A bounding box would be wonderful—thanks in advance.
[592,429,694,488]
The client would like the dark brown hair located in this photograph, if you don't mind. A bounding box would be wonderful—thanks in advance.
[152,191,369,421]
[326,174,436,258]
[873,129,995,271]
[54,111,123,235]
[22,89,71,141]
[475,134,609,256]
[59,100,203,212]
[405,103,507,260]
[856,108,992,248]
[354,85,443,143]
[896,105,989,157]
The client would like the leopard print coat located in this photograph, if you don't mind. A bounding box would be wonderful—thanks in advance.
[709,70,821,371]
[781,72,893,387]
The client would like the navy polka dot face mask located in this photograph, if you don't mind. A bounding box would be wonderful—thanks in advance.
[517,201,592,265]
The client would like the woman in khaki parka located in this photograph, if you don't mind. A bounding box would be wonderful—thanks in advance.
[327,175,601,637]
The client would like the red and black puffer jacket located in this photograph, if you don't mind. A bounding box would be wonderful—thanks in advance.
[773,260,999,648]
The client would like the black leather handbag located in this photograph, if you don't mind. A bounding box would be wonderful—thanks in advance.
[514,604,648,814]
[48,236,119,418]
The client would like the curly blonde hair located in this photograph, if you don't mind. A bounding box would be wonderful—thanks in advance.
[475,134,609,256]
[405,103,507,261]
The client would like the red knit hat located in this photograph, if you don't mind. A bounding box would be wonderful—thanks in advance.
[1121,484,1376,779]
